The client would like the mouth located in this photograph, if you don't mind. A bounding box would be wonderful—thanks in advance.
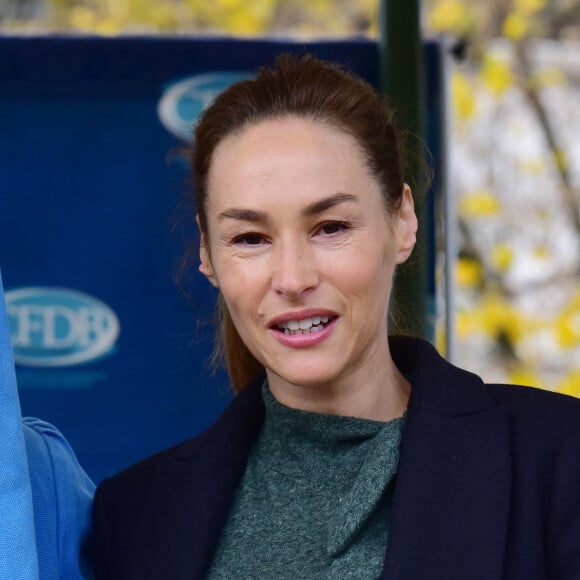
[273,315,337,335]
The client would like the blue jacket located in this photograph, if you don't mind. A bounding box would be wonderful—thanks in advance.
[24,418,95,580]
[93,336,580,579]
[1,269,94,579]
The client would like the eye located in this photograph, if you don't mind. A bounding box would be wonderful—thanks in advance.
[316,221,350,236]
[232,233,268,246]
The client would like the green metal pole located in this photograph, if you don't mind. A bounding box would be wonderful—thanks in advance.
[379,0,430,339]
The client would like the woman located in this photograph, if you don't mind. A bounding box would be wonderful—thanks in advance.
[93,54,580,579]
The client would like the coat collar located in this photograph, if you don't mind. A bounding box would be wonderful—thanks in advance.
[132,336,510,579]
[390,335,495,415]
[123,378,265,580]
[384,336,511,580]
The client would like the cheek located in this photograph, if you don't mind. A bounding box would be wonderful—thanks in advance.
[330,242,395,292]
[329,245,396,323]
[211,249,252,291]
[214,260,265,323]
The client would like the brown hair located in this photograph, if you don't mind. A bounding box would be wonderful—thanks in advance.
[191,53,408,392]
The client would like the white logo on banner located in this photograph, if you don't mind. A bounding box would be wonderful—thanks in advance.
[158,72,254,142]
[6,287,120,367]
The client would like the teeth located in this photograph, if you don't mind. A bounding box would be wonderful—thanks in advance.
[277,316,332,334]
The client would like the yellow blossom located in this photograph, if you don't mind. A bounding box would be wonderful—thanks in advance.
[105,0,128,21]
[481,54,514,96]
[515,0,546,14]
[555,316,580,348]
[456,310,478,340]
[459,190,501,217]
[491,244,513,272]
[69,7,97,32]
[479,295,524,344]
[554,295,580,348]
[503,12,529,40]
[559,371,580,398]
[216,0,243,9]
[456,258,483,287]
[508,367,542,388]
[435,324,446,355]
[228,10,264,34]
[457,294,527,344]
[95,18,122,35]
[452,71,477,120]
[427,0,472,34]
[149,4,179,30]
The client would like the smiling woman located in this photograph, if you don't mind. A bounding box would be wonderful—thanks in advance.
[93,55,580,580]
[199,115,416,417]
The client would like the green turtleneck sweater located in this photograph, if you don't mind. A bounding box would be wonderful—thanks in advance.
[206,384,405,579]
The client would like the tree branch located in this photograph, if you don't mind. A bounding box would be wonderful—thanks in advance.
[513,41,580,256]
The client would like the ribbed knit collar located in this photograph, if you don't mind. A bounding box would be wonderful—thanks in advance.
[261,381,396,446]
[261,382,406,556]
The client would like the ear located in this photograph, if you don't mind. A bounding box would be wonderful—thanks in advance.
[394,183,418,264]
[196,215,219,288]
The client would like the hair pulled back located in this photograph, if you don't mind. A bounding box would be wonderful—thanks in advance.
[192,53,407,392]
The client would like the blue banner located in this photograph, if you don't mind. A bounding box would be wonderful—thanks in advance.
[0,36,441,482]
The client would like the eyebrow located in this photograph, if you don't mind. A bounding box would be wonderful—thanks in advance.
[217,207,267,222]
[303,193,358,216]
[217,193,358,223]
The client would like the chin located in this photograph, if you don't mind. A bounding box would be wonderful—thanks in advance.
[269,363,344,391]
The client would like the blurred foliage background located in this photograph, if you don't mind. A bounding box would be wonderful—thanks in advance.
[2,0,580,395]
[425,0,580,395]
[0,0,378,35]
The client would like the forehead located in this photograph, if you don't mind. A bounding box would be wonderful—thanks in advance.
[211,115,363,164]
[206,116,380,210]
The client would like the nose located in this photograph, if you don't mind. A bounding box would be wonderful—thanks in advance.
[270,239,319,299]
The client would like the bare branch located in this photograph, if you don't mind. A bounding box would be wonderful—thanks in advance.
[513,41,580,259]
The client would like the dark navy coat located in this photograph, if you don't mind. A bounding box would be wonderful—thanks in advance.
[93,336,580,579]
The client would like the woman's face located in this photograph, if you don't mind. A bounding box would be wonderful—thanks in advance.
[199,116,417,396]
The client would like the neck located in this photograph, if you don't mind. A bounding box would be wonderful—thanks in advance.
[266,356,410,422]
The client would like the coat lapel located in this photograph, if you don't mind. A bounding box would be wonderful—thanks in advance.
[124,377,266,580]
[122,337,511,579]
[383,337,511,580]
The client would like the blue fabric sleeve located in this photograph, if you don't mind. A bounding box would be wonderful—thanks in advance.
[23,418,95,580]
[0,269,40,579]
